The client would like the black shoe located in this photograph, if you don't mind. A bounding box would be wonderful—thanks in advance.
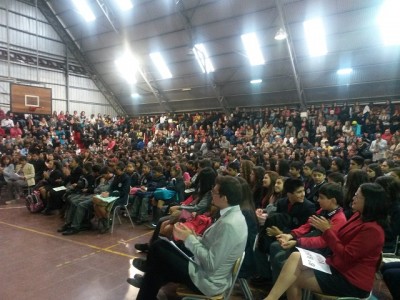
[57,223,71,232]
[62,227,79,236]
[145,222,157,229]
[127,275,143,288]
[134,243,150,252]
[134,220,146,225]
[80,223,92,231]
[250,275,272,287]
[41,208,53,216]
[98,218,110,234]
[132,258,147,272]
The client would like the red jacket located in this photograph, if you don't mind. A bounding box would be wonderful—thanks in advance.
[323,212,384,292]
[291,208,346,249]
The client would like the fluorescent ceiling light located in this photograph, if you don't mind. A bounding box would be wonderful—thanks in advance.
[337,68,353,75]
[193,43,215,73]
[241,32,265,65]
[250,79,262,84]
[115,51,137,84]
[275,28,287,40]
[377,0,400,45]
[72,0,96,22]
[115,0,133,10]
[131,93,140,98]
[303,18,327,56]
[150,52,172,79]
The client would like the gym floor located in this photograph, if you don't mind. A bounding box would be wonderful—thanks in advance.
[0,198,393,300]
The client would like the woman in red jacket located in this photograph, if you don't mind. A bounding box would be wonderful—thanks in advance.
[264,183,387,300]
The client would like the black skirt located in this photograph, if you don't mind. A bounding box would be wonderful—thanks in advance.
[314,266,370,298]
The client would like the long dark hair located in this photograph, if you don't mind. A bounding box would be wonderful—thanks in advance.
[237,176,257,215]
[197,167,216,198]
[359,183,388,227]
[344,169,369,212]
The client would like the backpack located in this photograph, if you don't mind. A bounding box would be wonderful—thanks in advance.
[25,190,44,213]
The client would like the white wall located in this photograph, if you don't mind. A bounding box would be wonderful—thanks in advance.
[0,0,119,116]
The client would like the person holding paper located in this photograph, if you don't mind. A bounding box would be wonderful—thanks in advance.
[6,155,35,203]
[269,183,346,282]
[130,176,248,300]
[264,183,387,300]
[92,162,130,233]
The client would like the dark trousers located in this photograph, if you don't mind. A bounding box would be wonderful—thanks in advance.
[381,262,400,300]
[71,199,93,229]
[136,239,201,300]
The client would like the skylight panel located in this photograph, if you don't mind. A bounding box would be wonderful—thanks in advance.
[150,52,172,79]
[241,32,265,66]
[115,51,138,84]
[72,0,96,22]
[193,44,215,73]
[250,79,262,84]
[115,0,133,11]
[303,18,327,56]
[337,68,353,75]
[377,0,400,46]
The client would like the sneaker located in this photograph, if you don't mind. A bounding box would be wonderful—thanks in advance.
[127,275,143,288]
[5,200,17,205]
[134,243,150,252]
[132,258,147,272]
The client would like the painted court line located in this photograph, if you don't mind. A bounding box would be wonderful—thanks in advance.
[0,221,139,259]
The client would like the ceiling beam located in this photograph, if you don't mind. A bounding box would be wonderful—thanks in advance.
[94,0,172,112]
[275,0,307,109]
[175,0,230,114]
[95,0,120,34]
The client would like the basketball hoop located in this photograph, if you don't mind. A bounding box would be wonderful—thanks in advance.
[28,107,37,112]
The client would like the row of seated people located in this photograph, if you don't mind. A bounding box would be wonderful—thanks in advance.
[115,157,400,299]
[126,172,398,300]
[1,137,394,300]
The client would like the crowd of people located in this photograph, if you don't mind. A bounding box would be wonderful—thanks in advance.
[0,100,400,300]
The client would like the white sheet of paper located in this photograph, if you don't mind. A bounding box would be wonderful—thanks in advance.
[159,236,198,265]
[297,247,332,274]
[53,186,67,191]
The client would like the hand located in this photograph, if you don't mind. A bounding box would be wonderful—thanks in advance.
[173,222,195,241]
[169,205,179,214]
[280,240,297,250]
[276,233,292,243]
[256,208,264,217]
[101,191,109,197]
[309,215,331,232]
[266,226,282,237]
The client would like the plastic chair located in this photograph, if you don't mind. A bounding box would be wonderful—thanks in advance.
[110,194,135,233]
[176,252,246,300]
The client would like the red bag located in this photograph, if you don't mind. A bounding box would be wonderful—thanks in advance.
[184,215,212,235]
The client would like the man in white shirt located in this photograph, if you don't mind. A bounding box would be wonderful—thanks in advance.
[369,133,388,162]
[1,115,14,128]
